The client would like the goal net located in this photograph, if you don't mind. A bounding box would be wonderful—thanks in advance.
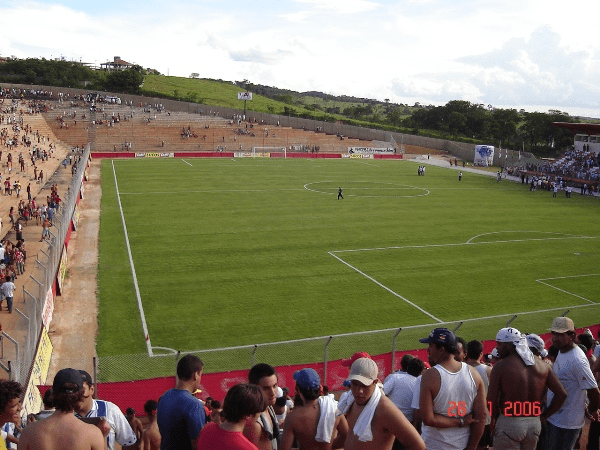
[252,147,287,158]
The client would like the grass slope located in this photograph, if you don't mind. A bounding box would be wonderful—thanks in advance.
[97,158,600,372]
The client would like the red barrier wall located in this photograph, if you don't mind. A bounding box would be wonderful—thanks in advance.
[69,324,599,416]
[374,154,403,159]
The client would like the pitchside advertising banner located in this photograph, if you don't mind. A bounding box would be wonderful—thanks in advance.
[24,328,53,418]
[348,147,395,154]
[135,152,175,158]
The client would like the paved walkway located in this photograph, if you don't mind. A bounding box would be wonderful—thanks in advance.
[0,99,74,378]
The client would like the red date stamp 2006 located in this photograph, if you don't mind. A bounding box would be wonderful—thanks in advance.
[448,401,542,417]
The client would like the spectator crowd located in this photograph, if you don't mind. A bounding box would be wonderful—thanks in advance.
[0,315,599,450]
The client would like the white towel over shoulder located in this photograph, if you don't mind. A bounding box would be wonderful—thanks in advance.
[336,387,382,442]
[315,395,338,443]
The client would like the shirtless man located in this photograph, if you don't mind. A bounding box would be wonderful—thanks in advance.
[487,327,567,450]
[125,408,144,448]
[141,400,161,450]
[280,368,348,450]
[340,358,425,450]
[243,363,280,450]
[19,368,107,450]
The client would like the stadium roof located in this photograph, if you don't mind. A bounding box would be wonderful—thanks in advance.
[553,122,600,135]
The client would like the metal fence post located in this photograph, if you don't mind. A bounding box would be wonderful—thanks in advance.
[391,328,402,373]
[251,345,258,367]
[505,315,518,327]
[323,336,333,387]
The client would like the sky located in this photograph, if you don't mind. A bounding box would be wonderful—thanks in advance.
[1,0,599,118]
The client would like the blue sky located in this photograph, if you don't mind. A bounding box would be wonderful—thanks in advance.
[1,0,599,117]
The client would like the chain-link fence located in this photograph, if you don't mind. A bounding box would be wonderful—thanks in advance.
[0,145,91,384]
[97,302,600,385]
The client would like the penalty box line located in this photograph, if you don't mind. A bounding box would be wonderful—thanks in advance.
[327,251,443,323]
[329,233,600,324]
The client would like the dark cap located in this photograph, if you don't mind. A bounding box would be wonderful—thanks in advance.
[79,370,93,386]
[53,368,83,394]
[419,328,456,346]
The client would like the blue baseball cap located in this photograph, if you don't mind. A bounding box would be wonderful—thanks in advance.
[419,328,456,346]
[293,368,320,389]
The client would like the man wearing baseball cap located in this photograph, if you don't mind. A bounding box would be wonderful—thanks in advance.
[418,328,486,450]
[546,317,600,450]
[280,368,348,450]
[487,327,567,450]
[19,368,107,450]
[338,358,425,450]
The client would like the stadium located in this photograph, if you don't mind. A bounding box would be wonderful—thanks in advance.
[1,83,599,447]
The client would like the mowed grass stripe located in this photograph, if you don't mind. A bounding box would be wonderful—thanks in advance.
[97,158,600,357]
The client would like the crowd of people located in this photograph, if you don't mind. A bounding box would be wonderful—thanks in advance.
[0,316,598,450]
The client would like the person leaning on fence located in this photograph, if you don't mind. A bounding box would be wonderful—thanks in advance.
[19,368,108,450]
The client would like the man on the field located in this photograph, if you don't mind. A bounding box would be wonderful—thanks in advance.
[487,327,567,450]
[340,358,425,450]
[545,317,600,450]
[418,328,486,450]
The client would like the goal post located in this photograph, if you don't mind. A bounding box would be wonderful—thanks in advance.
[251,147,287,158]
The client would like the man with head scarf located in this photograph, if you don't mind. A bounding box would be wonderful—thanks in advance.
[487,327,567,450]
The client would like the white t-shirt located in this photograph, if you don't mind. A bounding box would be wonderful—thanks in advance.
[0,282,15,298]
[547,345,598,429]
[75,399,137,450]
[383,371,417,422]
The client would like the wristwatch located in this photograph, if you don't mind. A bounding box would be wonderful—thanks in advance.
[459,417,464,428]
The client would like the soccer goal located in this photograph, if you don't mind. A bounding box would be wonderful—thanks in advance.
[252,147,287,158]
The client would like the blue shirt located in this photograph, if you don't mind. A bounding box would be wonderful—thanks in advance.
[157,389,205,450]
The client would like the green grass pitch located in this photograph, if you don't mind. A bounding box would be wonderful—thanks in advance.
[97,157,600,366]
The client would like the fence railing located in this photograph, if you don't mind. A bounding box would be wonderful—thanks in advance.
[0,145,91,384]
[97,303,600,385]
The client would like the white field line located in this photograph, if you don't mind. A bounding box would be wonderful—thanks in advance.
[329,233,599,324]
[182,159,193,166]
[331,233,599,254]
[175,300,600,354]
[120,188,307,195]
[536,274,599,304]
[328,251,444,323]
[111,160,153,357]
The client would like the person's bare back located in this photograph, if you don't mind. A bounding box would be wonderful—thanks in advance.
[488,350,566,418]
[19,411,106,450]
[141,420,161,450]
[281,399,347,450]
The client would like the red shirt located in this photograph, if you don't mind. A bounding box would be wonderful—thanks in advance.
[197,422,257,450]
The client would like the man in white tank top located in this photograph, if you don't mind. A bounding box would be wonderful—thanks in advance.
[418,328,486,450]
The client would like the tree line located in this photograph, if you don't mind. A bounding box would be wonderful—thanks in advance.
[0,58,146,94]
